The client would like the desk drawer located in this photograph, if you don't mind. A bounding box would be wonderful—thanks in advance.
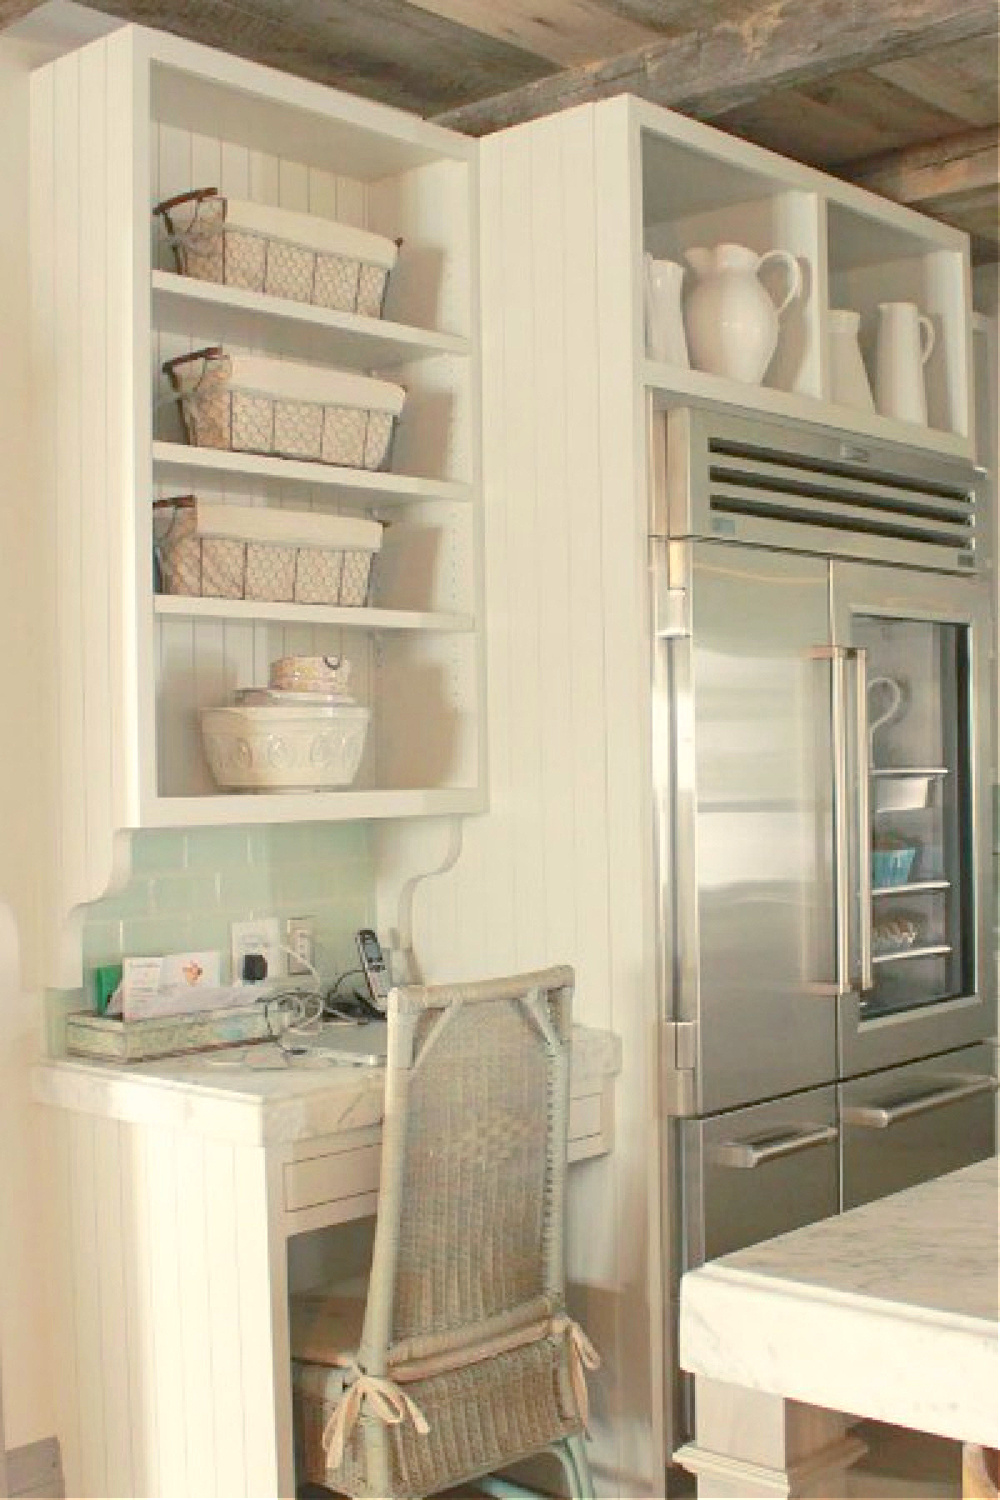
[284,1085,613,1221]
[284,1142,381,1213]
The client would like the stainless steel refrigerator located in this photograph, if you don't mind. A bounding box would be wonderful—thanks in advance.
[652,407,998,1457]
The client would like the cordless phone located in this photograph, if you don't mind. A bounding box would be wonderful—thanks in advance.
[355,928,391,1015]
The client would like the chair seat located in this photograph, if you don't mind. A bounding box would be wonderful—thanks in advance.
[291,1292,366,1367]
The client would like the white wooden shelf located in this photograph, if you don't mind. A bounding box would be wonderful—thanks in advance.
[151,269,469,369]
[154,594,474,631]
[643,361,971,458]
[152,441,471,506]
[143,785,484,827]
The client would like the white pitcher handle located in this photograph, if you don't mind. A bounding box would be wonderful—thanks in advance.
[758,249,803,318]
[918,314,935,365]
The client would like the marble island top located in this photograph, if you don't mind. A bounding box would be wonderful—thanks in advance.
[680,1158,999,1449]
[33,1023,621,1147]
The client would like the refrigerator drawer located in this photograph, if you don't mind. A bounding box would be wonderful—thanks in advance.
[840,1044,997,1211]
[682,1087,839,1265]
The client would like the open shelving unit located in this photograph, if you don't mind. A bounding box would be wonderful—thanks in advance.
[628,96,974,457]
[32,22,486,902]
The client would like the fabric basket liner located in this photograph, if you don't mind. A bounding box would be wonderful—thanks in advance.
[176,501,383,554]
[224,355,405,415]
[221,199,398,269]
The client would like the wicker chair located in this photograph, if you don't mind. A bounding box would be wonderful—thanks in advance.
[290,966,599,1499]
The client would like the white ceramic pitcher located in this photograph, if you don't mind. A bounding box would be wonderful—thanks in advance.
[876,301,935,425]
[643,253,689,367]
[828,308,874,412]
[684,243,803,385]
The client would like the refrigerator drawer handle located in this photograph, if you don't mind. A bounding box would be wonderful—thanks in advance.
[842,1075,999,1129]
[710,1124,838,1170]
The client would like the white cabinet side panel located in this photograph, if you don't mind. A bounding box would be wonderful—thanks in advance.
[592,102,663,1497]
[78,44,115,914]
[51,53,88,924]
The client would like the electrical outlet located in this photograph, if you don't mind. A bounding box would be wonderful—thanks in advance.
[231,917,283,985]
[285,916,315,976]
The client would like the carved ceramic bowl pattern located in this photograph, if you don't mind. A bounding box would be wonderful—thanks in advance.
[201,705,369,790]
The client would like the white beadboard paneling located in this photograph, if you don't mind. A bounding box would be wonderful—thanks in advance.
[49,1110,81,1496]
[104,36,137,854]
[559,109,614,1020]
[143,1126,188,1497]
[48,1111,287,1498]
[120,1119,159,1494]
[68,1115,107,1496]
[29,58,67,976]
[233,1149,284,1498]
[203,1141,249,1498]
[78,42,114,909]
[498,127,548,971]
[52,52,87,920]
[92,1118,134,1497]
[174,1134,219,1496]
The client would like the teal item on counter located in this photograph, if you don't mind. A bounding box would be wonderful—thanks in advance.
[87,963,123,1015]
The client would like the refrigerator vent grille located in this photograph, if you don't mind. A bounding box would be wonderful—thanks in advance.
[707,437,976,557]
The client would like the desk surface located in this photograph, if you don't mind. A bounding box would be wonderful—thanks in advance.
[680,1158,999,1448]
[34,1023,622,1146]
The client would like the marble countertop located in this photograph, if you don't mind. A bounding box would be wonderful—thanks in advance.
[33,1023,621,1147]
[680,1158,999,1448]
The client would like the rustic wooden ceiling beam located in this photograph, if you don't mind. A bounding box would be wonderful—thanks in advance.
[844,125,1000,209]
[433,0,1000,134]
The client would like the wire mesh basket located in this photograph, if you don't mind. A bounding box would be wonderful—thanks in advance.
[153,187,400,318]
[162,347,405,471]
[153,496,383,607]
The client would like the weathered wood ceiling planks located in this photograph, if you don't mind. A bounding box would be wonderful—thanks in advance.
[3,0,997,257]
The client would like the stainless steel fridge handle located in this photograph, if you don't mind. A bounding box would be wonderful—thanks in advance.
[842,1076,999,1129]
[709,1124,839,1169]
[849,645,874,993]
[828,646,851,996]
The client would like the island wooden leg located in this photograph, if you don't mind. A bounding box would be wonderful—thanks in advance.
[675,1376,867,1498]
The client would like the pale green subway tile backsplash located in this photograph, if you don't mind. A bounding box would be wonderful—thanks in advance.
[130,830,189,873]
[183,825,256,870]
[148,872,221,915]
[74,821,376,990]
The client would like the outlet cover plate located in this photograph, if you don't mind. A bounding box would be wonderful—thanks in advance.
[231,917,283,985]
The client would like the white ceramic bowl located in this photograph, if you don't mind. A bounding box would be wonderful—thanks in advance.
[201,703,369,791]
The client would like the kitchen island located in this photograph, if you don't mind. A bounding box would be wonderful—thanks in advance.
[677,1158,998,1498]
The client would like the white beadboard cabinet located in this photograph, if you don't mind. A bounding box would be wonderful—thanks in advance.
[374,97,976,1498]
[30,24,486,983]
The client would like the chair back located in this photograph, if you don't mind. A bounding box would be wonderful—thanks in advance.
[359,965,575,1375]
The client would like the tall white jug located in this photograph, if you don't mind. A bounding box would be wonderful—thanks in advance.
[876,301,935,425]
[643,254,689,367]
